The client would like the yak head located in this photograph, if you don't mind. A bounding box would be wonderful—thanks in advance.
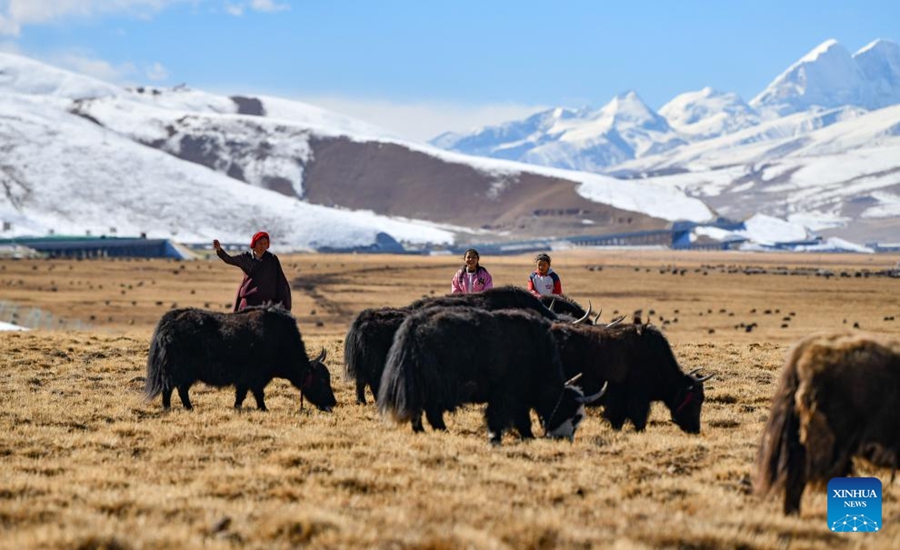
[544,375,607,441]
[302,349,338,412]
[669,368,714,434]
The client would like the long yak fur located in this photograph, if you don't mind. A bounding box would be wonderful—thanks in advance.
[755,331,900,514]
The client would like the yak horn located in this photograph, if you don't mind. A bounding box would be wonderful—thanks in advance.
[564,372,583,386]
[606,315,626,328]
[313,348,327,363]
[576,381,608,404]
[547,298,556,312]
[593,309,602,324]
[572,301,592,325]
[686,367,704,377]
[697,374,715,383]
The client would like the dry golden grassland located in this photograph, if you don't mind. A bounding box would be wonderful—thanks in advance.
[1,250,900,549]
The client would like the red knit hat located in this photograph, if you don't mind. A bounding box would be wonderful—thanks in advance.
[250,231,270,248]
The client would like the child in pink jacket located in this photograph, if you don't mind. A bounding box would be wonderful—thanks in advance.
[451,248,494,294]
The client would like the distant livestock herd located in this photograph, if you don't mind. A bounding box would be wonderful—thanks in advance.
[143,286,900,515]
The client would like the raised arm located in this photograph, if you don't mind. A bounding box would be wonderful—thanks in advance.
[213,239,253,271]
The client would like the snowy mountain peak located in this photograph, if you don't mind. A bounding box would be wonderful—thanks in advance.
[799,38,842,63]
[659,87,760,140]
[750,38,900,116]
[853,39,900,107]
[604,91,654,118]
[597,91,671,134]
[854,38,899,57]
[750,39,865,116]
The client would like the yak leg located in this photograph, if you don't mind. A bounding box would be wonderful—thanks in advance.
[514,407,535,439]
[161,387,173,409]
[177,385,193,410]
[234,386,249,409]
[411,412,425,433]
[425,407,447,431]
[251,388,267,411]
[355,379,368,405]
[602,393,628,431]
[783,461,807,515]
[783,417,808,515]
[627,398,651,432]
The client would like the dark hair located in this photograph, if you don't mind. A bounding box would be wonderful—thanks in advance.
[534,253,551,265]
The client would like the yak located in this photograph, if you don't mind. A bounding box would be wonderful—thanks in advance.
[377,307,604,444]
[551,321,712,434]
[344,286,579,404]
[144,305,337,412]
[755,331,900,515]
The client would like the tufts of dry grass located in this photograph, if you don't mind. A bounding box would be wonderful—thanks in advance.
[1,251,899,548]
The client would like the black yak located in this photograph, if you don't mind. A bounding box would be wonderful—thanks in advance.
[377,307,604,444]
[755,331,900,515]
[551,322,712,433]
[144,306,337,412]
[344,286,572,404]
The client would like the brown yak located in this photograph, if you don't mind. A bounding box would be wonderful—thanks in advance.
[755,331,900,515]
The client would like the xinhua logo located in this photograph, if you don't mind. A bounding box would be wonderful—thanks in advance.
[827,477,882,532]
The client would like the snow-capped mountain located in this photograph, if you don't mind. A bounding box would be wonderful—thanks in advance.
[0,52,715,251]
[751,39,900,117]
[434,39,900,172]
[750,39,870,117]
[855,39,900,109]
[658,87,760,141]
[432,92,686,172]
[423,38,900,245]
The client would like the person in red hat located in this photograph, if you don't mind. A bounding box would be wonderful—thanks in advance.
[212,231,292,312]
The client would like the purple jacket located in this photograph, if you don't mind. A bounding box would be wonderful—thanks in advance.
[216,249,292,312]
[451,266,494,294]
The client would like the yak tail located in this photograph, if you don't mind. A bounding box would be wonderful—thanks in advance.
[754,347,804,497]
[377,321,425,424]
[143,316,175,401]
[343,315,364,382]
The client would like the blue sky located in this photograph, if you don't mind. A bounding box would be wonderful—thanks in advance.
[2,0,898,140]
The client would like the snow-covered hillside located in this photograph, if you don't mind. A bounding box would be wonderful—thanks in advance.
[0,52,716,251]
[0,92,459,250]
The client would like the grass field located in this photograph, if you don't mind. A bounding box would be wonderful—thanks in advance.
[2,250,899,549]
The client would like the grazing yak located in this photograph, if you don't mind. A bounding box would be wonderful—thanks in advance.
[344,286,574,404]
[145,306,337,412]
[551,321,712,433]
[755,331,900,515]
[378,307,605,444]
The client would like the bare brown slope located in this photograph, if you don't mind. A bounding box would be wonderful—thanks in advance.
[302,137,668,238]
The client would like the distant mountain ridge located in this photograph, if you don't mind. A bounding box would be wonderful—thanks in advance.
[432,91,686,173]
[432,39,900,173]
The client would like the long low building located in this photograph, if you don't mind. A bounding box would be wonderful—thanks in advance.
[0,236,193,259]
